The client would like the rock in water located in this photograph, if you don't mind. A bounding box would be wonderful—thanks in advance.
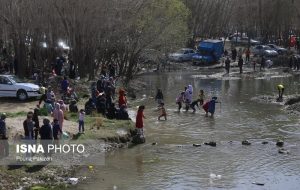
[152,142,158,145]
[262,141,268,144]
[204,142,216,147]
[242,140,251,145]
[276,140,284,147]
[252,182,264,186]
[278,148,289,154]
[132,135,145,144]
[193,144,201,147]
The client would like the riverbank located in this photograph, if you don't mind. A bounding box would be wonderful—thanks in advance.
[0,110,135,190]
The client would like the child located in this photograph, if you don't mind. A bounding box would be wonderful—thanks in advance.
[176,91,185,111]
[190,99,201,113]
[136,105,146,136]
[52,119,62,140]
[79,109,85,133]
[203,97,219,117]
[118,89,127,108]
[199,90,205,105]
[158,103,167,120]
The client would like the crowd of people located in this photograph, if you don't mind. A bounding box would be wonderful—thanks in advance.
[224,45,300,74]
[86,75,131,120]
[134,85,222,138]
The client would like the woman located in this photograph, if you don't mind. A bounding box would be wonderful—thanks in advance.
[184,85,193,111]
[136,105,146,136]
[52,103,64,130]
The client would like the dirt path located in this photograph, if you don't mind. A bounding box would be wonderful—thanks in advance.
[0,98,39,113]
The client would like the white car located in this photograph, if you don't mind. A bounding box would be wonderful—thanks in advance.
[0,75,41,101]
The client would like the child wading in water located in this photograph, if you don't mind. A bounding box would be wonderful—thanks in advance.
[176,91,185,111]
[78,109,85,133]
[199,90,205,105]
[190,99,201,113]
[136,106,146,136]
[158,103,167,120]
[203,97,220,117]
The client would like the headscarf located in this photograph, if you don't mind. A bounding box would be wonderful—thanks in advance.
[55,103,60,110]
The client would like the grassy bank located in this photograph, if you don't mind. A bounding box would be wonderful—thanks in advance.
[66,112,134,141]
[1,111,135,190]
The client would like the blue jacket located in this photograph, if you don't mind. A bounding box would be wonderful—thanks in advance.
[208,100,216,113]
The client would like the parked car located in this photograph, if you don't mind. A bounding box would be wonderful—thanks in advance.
[228,32,247,40]
[266,44,287,54]
[252,45,279,57]
[168,48,196,62]
[0,75,41,101]
[230,37,261,46]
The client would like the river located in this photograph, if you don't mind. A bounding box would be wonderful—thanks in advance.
[76,68,300,190]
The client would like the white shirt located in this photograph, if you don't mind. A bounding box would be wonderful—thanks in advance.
[79,112,85,121]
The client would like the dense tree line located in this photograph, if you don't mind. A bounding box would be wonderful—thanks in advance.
[0,0,188,80]
[187,0,300,45]
[0,0,299,80]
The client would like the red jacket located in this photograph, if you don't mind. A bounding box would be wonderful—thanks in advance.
[118,89,127,107]
[136,110,144,128]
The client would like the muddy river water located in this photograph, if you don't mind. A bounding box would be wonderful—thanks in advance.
[76,69,300,190]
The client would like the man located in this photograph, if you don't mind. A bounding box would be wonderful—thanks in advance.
[245,48,250,63]
[260,56,265,71]
[231,48,237,61]
[225,57,230,74]
[238,56,243,74]
[277,84,284,101]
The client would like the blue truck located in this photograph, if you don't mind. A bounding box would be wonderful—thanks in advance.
[192,39,224,65]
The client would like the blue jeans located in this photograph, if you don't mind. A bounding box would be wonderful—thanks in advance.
[79,120,84,132]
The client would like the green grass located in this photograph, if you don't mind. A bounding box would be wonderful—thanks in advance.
[3,111,28,118]
[29,184,68,190]
[65,112,134,140]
